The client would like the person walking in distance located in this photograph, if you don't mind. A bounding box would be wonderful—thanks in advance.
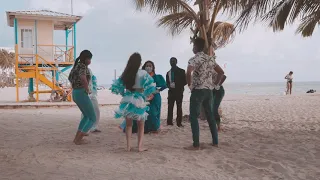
[285,71,293,95]
[166,57,187,127]
[185,38,225,150]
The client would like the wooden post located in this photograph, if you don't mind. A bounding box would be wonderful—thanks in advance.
[35,55,39,102]
[14,18,19,102]
[15,44,19,102]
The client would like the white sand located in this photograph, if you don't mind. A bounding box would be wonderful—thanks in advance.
[0,88,320,180]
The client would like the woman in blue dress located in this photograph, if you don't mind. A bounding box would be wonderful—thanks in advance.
[110,53,156,152]
[119,61,167,134]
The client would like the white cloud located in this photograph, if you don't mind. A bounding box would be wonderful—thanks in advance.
[28,0,103,15]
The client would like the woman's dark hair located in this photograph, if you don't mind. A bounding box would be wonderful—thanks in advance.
[121,53,142,91]
[289,71,293,74]
[74,50,93,65]
[142,60,155,73]
[194,37,205,52]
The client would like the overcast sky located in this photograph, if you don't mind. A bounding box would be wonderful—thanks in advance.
[1,0,319,84]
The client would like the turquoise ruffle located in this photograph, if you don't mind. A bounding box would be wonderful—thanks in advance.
[110,78,125,96]
[115,102,150,121]
[142,73,156,97]
[110,74,156,121]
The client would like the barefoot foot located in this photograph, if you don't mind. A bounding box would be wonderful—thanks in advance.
[212,144,218,148]
[91,129,101,133]
[184,145,201,151]
[138,148,148,152]
[74,139,89,145]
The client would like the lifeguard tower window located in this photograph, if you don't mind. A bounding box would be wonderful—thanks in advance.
[21,29,33,48]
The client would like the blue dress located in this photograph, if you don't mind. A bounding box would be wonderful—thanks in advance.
[119,74,167,133]
[110,70,156,121]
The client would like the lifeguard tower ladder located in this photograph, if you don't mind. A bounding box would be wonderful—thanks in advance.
[6,10,82,102]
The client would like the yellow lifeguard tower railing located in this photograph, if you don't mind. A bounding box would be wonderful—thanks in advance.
[6,10,82,102]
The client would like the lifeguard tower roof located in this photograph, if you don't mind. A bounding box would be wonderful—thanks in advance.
[6,10,82,29]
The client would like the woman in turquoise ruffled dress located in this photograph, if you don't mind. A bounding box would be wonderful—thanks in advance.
[110,53,156,152]
[119,61,166,133]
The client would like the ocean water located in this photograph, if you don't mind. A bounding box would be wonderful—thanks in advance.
[222,81,320,95]
[101,81,320,96]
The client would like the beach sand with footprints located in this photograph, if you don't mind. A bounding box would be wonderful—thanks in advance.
[1,88,320,179]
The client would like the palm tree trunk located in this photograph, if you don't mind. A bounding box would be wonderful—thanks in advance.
[198,0,212,120]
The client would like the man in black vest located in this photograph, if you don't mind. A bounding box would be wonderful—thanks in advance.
[166,57,187,127]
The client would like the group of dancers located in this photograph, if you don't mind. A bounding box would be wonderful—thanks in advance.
[68,37,226,151]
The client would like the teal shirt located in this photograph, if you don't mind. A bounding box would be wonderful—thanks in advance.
[153,74,166,91]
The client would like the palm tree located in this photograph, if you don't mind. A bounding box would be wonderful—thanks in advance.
[132,0,241,119]
[132,0,238,55]
[0,49,15,88]
[0,49,15,70]
[235,0,320,37]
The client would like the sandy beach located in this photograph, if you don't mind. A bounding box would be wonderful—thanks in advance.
[0,88,320,180]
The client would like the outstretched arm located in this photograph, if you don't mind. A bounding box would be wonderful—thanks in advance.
[166,72,170,88]
[182,69,187,87]
[213,64,224,86]
[157,75,167,92]
[219,75,227,86]
[186,65,194,88]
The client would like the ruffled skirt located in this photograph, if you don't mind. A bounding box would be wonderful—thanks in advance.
[114,92,150,121]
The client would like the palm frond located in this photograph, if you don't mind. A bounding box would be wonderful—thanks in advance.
[296,10,320,37]
[0,49,15,70]
[157,11,194,36]
[211,21,235,49]
[269,0,294,31]
[237,0,320,37]
[132,0,192,14]
[235,0,278,32]
[219,0,246,18]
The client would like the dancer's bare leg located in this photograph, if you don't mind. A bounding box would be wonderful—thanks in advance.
[217,125,221,132]
[73,131,88,145]
[73,131,80,143]
[289,83,292,95]
[125,118,133,151]
[137,120,148,152]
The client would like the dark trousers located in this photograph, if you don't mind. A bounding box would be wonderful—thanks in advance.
[189,89,218,147]
[212,86,225,126]
[167,90,183,126]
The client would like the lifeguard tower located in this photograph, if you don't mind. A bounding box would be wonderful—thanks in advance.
[6,10,82,102]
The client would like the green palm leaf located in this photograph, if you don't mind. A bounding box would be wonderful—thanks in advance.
[157,11,194,36]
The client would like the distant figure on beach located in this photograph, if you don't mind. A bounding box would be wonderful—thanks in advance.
[68,50,96,145]
[119,60,167,134]
[285,71,293,95]
[306,89,316,93]
[185,38,224,150]
[81,68,101,133]
[166,57,187,127]
[110,53,156,152]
